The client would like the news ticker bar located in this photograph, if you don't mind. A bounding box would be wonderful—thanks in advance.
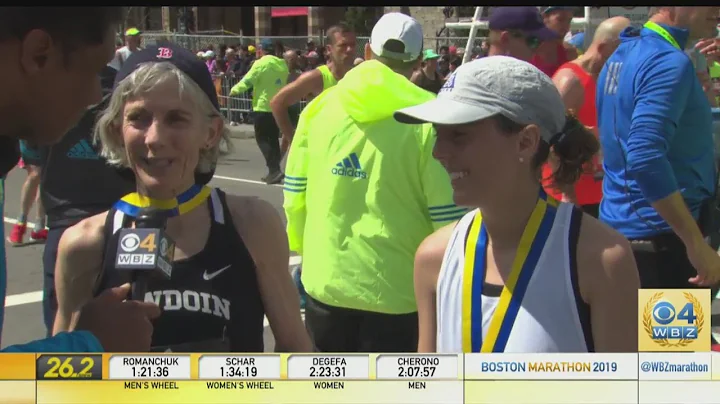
[3,353,720,381]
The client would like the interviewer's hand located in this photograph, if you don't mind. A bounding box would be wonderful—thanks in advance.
[70,283,161,352]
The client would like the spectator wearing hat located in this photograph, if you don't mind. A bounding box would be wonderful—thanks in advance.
[531,6,576,77]
[203,50,215,73]
[284,12,459,352]
[230,39,289,184]
[411,49,444,94]
[486,7,558,62]
[109,27,142,71]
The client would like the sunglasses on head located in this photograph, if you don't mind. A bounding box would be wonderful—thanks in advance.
[509,31,541,50]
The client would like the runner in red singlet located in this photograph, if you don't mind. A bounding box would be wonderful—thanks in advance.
[542,17,631,218]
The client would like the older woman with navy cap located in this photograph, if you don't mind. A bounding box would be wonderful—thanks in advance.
[53,43,311,352]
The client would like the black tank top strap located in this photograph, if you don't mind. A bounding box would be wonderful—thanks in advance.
[211,188,258,283]
[567,206,595,352]
[204,188,265,351]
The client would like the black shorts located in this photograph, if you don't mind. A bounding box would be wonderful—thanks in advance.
[304,295,418,353]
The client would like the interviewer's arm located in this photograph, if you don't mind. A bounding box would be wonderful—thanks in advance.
[270,70,323,139]
[2,332,103,352]
[53,215,106,334]
[626,53,700,243]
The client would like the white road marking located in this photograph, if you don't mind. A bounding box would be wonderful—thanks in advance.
[5,291,44,308]
[3,217,36,227]
[212,174,283,188]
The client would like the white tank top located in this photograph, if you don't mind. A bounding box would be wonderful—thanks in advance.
[435,202,593,353]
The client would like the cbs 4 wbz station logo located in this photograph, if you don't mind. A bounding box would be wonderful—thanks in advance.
[638,289,711,352]
[117,230,172,266]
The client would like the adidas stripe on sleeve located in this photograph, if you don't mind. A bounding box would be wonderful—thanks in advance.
[428,204,467,223]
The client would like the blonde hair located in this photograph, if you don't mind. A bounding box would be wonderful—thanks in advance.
[94,61,232,174]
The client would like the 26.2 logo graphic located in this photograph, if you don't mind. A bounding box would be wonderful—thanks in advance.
[643,291,704,348]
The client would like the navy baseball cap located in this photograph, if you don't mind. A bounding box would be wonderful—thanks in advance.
[112,43,218,186]
[489,7,558,41]
[542,6,576,15]
[114,43,220,111]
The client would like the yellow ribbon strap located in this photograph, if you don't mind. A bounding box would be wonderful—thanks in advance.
[114,185,212,218]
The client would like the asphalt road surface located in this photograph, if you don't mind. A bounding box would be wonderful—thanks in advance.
[1,137,300,350]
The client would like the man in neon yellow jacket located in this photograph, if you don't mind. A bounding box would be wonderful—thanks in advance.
[230,39,289,184]
[711,61,720,106]
[284,13,464,352]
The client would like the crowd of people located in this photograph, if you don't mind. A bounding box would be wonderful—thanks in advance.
[0,5,720,356]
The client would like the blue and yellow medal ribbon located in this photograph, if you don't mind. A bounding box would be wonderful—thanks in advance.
[461,191,559,353]
[114,184,212,217]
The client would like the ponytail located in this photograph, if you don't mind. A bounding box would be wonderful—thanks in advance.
[544,112,600,188]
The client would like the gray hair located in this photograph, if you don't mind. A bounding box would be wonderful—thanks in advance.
[94,61,232,173]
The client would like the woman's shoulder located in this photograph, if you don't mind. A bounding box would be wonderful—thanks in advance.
[60,211,109,255]
[575,212,633,263]
[573,210,639,300]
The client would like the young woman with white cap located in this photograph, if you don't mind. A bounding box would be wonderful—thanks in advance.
[395,56,640,353]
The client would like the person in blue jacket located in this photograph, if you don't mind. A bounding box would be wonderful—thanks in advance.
[597,6,720,289]
[0,7,160,352]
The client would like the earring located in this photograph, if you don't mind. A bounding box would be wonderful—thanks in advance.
[519,157,524,163]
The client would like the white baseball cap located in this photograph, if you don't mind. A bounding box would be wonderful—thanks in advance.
[370,13,423,62]
[394,56,566,144]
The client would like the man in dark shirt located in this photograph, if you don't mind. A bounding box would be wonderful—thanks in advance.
[38,64,135,335]
[0,6,160,352]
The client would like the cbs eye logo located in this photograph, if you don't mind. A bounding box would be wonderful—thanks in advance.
[642,292,704,348]
[120,234,141,253]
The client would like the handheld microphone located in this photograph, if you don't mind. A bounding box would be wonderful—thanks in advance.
[113,207,175,301]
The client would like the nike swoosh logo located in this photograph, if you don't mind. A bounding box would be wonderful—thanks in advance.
[203,265,231,281]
